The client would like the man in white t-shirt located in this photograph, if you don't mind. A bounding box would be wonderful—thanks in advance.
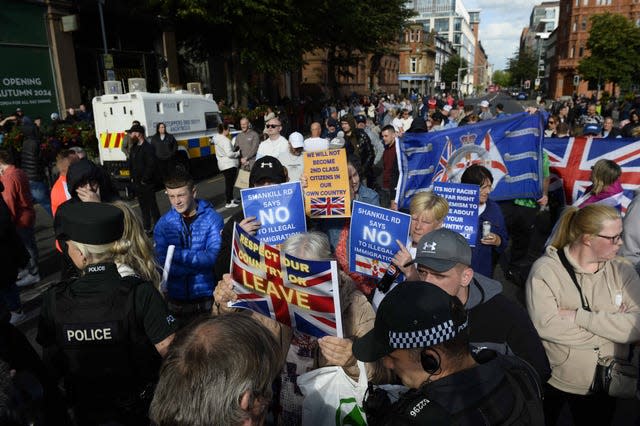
[256,117,289,161]
[303,122,329,152]
[279,132,304,182]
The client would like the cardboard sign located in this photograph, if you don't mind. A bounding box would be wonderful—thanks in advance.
[348,201,411,279]
[241,182,306,245]
[304,149,351,218]
[432,182,480,246]
[229,224,342,338]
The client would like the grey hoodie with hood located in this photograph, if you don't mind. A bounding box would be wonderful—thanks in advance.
[466,273,551,382]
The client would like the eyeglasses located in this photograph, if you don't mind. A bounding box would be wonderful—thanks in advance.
[265,124,280,129]
[596,233,623,244]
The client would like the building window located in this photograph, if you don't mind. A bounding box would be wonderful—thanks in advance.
[454,33,461,44]
[575,0,579,6]
[570,46,575,58]
[572,20,577,32]
[454,18,462,31]
[410,58,418,73]
[582,17,587,30]
[583,0,588,5]
[579,45,584,56]
[434,18,449,33]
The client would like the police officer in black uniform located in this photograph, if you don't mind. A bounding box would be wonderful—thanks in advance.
[353,282,544,425]
[37,202,176,425]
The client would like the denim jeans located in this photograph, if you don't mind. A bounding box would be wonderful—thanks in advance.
[16,227,38,274]
[29,180,52,216]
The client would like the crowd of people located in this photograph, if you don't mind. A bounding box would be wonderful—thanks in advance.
[0,91,639,426]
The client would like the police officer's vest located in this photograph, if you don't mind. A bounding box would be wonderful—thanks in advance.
[49,272,160,406]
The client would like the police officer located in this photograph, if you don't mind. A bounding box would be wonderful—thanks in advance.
[353,282,544,425]
[37,202,176,425]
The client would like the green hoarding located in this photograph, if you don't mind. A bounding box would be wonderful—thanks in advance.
[0,1,58,120]
[0,45,58,119]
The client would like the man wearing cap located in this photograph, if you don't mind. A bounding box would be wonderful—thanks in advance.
[441,104,459,130]
[322,117,339,139]
[214,156,288,280]
[37,202,176,425]
[583,123,602,137]
[578,103,603,128]
[479,100,493,120]
[128,123,160,233]
[353,282,544,425]
[256,117,289,162]
[279,132,304,182]
[408,228,551,382]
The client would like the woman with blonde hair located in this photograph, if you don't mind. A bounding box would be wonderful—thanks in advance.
[371,191,448,307]
[574,159,623,208]
[526,204,640,425]
[111,200,161,287]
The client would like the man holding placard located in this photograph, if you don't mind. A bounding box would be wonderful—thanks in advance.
[214,156,290,280]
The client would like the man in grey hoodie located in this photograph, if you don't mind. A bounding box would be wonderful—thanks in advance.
[411,228,551,382]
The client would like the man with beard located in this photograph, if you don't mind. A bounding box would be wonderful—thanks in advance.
[128,124,160,234]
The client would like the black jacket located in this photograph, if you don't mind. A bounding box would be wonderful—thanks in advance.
[20,123,45,182]
[466,274,552,383]
[150,133,177,160]
[370,350,544,426]
[129,140,156,185]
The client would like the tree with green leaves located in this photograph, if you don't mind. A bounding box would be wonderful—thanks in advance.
[441,54,467,89]
[578,13,640,92]
[305,0,414,97]
[492,69,511,88]
[508,49,537,89]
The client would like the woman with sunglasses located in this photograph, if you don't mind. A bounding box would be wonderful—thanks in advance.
[526,204,640,426]
[545,115,560,137]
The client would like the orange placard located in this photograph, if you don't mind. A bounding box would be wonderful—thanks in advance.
[303,149,351,218]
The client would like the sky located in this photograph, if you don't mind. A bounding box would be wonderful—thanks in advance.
[464,0,541,70]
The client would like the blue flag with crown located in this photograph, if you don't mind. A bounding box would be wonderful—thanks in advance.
[396,112,545,210]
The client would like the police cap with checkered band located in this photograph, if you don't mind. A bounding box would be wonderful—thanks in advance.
[353,282,468,362]
[411,228,472,272]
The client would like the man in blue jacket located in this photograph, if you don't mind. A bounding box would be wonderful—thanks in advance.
[154,171,224,328]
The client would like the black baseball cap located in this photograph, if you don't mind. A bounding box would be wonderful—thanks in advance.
[355,115,366,124]
[126,123,145,134]
[352,282,468,362]
[412,228,472,272]
[56,202,124,244]
[249,156,287,187]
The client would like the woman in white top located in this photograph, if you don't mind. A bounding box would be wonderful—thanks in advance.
[213,123,240,208]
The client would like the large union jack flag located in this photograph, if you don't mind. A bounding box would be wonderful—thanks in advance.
[309,196,346,217]
[543,136,640,212]
[229,224,342,338]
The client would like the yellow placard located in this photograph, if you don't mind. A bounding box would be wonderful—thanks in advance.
[303,149,351,218]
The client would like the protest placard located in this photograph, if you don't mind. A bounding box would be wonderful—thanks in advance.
[304,149,351,218]
[229,224,343,338]
[241,182,306,245]
[349,201,411,279]
[432,182,480,246]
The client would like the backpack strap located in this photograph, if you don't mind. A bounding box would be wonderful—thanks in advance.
[557,248,591,311]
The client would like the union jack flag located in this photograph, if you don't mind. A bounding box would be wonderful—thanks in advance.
[229,224,342,338]
[310,196,346,217]
[544,136,640,213]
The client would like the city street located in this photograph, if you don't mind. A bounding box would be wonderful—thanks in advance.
[14,102,638,424]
